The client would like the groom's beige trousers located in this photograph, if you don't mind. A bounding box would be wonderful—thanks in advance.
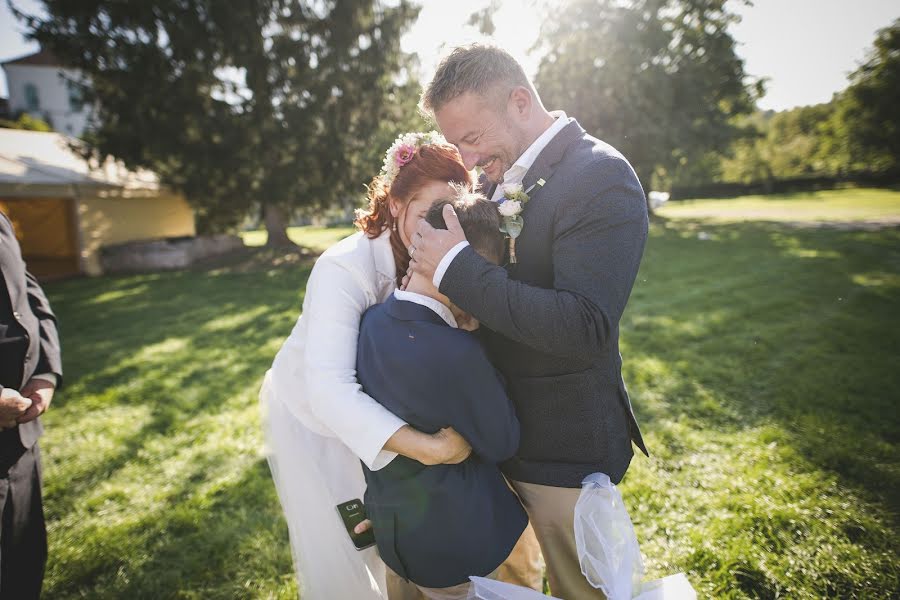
[385,523,543,599]
[511,480,607,600]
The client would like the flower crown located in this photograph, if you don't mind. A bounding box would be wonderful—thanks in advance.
[380,131,447,187]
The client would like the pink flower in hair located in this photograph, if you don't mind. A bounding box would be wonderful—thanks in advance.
[381,131,447,186]
[395,144,416,166]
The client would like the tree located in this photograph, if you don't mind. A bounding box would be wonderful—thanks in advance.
[719,20,900,185]
[16,0,418,243]
[838,18,900,176]
[534,0,760,205]
[723,104,844,182]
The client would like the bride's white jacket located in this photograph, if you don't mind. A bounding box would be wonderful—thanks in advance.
[267,228,405,470]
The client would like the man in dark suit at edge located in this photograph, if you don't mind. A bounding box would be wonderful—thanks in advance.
[0,211,62,598]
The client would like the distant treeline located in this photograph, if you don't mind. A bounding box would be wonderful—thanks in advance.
[671,19,899,198]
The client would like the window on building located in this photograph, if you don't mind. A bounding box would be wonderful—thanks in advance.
[67,81,84,113]
[24,83,40,111]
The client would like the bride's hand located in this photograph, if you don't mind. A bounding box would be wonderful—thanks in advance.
[431,427,472,465]
[383,424,472,465]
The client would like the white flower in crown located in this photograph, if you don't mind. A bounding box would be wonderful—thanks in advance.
[498,200,523,217]
[381,131,447,186]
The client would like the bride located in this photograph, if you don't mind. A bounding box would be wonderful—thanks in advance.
[261,133,481,599]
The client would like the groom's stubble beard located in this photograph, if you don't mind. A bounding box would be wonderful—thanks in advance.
[483,114,532,185]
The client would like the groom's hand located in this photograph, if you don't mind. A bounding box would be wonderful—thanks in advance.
[409,204,467,282]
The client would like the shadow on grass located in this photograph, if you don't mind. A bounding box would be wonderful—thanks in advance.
[41,250,314,599]
[629,219,899,500]
[622,218,900,597]
[35,223,900,598]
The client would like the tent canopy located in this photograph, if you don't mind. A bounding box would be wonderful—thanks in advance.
[0,129,160,197]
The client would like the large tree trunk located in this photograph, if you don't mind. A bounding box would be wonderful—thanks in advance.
[263,204,295,248]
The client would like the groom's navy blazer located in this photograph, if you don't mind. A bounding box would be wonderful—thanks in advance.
[357,294,528,589]
[444,118,650,488]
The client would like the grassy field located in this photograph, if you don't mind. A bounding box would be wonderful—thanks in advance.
[38,189,899,598]
[657,187,900,223]
[239,225,355,251]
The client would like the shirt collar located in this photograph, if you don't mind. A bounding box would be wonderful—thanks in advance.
[393,289,458,328]
[491,110,568,201]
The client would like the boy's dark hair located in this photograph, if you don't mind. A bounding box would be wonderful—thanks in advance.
[425,185,504,264]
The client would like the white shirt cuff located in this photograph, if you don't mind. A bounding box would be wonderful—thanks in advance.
[432,241,470,289]
[31,373,58,387]
[366,420,406,471]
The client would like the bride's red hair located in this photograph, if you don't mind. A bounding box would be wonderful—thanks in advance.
[355,143,473,286]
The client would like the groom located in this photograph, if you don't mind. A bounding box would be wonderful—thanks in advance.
[408,44,649,599]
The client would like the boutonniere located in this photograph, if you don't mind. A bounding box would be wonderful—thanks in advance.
[498,178,545,263]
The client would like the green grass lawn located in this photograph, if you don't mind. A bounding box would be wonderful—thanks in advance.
[38,190,899,598]
[657,187,900,223]
[240,225,355,251]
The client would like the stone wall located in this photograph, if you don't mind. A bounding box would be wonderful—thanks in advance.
[100,234,244,274]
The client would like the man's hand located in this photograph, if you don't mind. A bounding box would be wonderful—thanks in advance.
[408,204,467,282]
[0,388,31,429]
[17,378,55,425]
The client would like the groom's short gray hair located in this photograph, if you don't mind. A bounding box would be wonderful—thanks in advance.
[422,44,534,115]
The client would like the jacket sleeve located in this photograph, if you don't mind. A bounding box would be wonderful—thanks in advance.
[439,342,520,464]
[26,270,62,385]
[439,157,648,360]
[294,255,406,470]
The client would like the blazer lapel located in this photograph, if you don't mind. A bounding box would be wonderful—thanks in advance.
[0,214,23,312]
[521,119,585,196]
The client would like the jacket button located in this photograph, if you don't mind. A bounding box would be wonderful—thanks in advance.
[13,311,21,320]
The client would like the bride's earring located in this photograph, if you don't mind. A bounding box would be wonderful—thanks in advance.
[392,221,397,232]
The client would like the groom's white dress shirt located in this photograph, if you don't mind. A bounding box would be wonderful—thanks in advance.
[433,110,570,287]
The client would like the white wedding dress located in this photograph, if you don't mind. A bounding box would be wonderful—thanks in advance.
[260,229,405,600]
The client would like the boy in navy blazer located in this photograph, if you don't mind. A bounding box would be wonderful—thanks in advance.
[357,189,527,599]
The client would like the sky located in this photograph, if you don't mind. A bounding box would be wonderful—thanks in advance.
[1,0,899,112]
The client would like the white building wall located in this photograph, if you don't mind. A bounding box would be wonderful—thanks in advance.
[3,64,90,136]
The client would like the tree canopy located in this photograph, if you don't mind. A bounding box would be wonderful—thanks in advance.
[838,18,900,176]
[717,18,899,188]
[534,0,760,195]
[19,0,419,241]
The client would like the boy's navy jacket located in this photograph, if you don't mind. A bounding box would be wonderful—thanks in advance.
[356,293,528,588]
